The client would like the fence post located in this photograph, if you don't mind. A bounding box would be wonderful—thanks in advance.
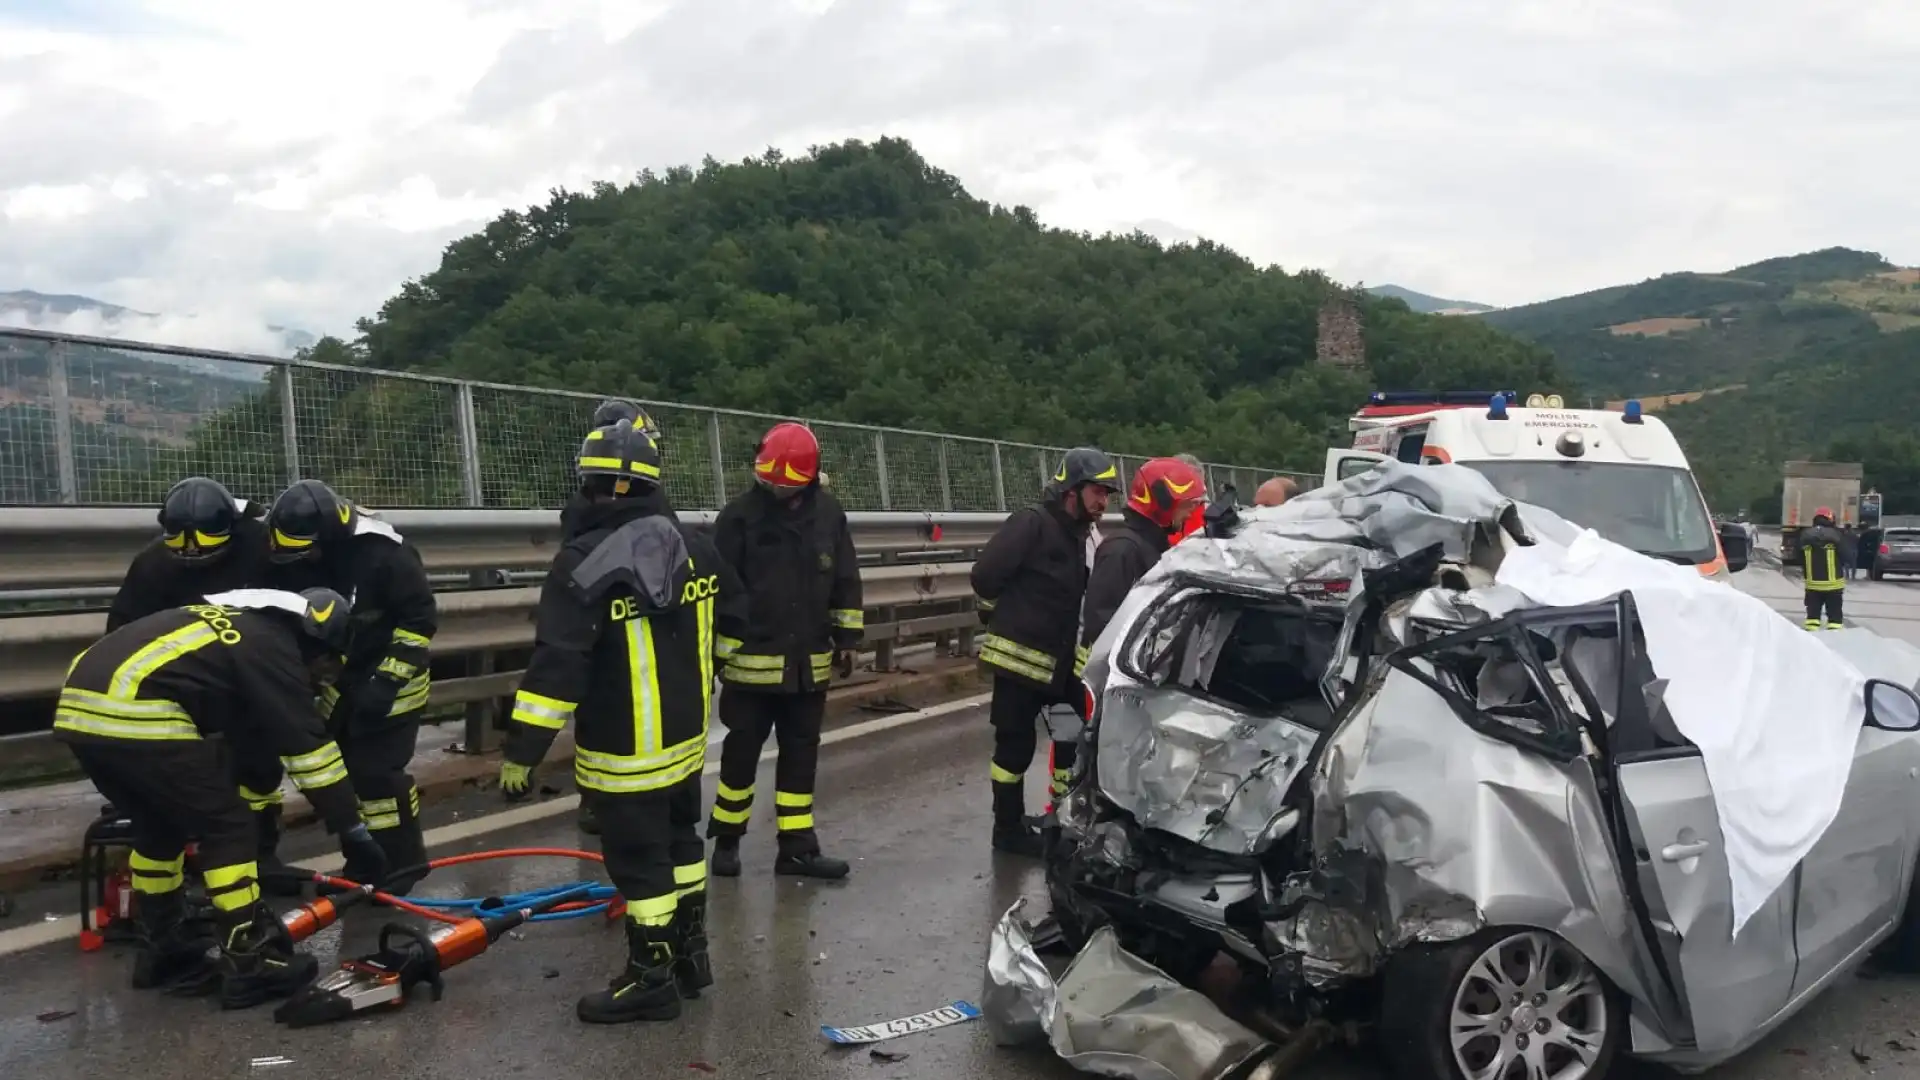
[276,365,301,484]
[707,410,727,509]
[936,440,953,511]
[48,342,77,504]
[875,432,892,511]
[452,381,497,754]
[454,383,484,508]
[990,443,1007,512]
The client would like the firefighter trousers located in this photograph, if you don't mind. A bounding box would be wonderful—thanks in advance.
[592,781,707,934]
[233,706,429,891]
[69,740,263,934]
[1804,589,1845,630]
[987,675,1078,829]
[707,688,827,855]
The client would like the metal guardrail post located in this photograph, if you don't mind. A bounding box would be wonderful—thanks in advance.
[48,343,77,504]
[872,551,898,672]
[707,410,728,507]
[990,442,1007,512]
[875,432,892,511]
[276,364,301,484]
[452,382,499,754]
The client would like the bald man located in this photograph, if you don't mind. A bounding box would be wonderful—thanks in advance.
[1254,477,1299,507]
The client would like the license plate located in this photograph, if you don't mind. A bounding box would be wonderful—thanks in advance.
[821,1001,982,1044]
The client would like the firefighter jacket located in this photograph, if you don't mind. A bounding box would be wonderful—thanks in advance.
[1081,509,1171,649]
[51,601,361,834]
[106,517,273,633]
[970,502,1094,690]
[270,518,438,725]
[712,483,863,693]
[1801,524,1852,591]
[503,492,749,796]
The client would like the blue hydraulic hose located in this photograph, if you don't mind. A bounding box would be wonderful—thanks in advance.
[402,881,622,923]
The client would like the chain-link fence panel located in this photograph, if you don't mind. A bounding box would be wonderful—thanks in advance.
[290,367,468,508]
[810,420,885,510]
[648,403,726,512]
[0,337,61,504]
[945,439,1004,511]
[470,385,597,508]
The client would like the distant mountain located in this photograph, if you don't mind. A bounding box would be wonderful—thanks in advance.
[0,289,318,357]
[1365,284,1496,316]
[1466,246,1920,518]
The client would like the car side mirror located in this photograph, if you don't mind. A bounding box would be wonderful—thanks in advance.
[1718,520,1750,573]
[1864,679,1920,732]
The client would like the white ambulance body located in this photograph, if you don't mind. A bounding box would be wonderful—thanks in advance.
[1324,392,1736,578]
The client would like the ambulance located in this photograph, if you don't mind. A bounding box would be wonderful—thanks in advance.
[1323,390,1749,578]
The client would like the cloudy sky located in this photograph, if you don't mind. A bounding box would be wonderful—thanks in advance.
[1,0,1916,352]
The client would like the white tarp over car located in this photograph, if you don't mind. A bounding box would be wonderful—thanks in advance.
[1495,499,1869,936]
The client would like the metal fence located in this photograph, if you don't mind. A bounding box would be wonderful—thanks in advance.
[0,326,1315,512]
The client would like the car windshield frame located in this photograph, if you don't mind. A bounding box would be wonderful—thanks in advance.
[1458,459,1718,565]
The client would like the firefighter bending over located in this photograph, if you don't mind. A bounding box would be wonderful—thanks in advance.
[261,480,440,895]
[1801,507,1851,630]
[497,419,748,1024]
[706,422,862,880]
[971,447,1119,856]
[108,477,272,632]
[1083,457,1208,647]
[52,587,383,1007]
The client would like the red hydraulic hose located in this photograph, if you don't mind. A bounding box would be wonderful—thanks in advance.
[315,847,621,925]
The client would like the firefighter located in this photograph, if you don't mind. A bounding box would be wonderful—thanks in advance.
[497,419,747,1025]
[262,480,439,894]
[51,586,383,1006]
[1801,507,1851,630]
[1083,457,1208,647]
[567,400,669,838]
[971,447,1119,856]
[106,477,272,632]
[705,422,862,881]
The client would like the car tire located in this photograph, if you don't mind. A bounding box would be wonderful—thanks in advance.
[1872,567,1885,581]
[1879,862,1920,972]
[1377,927,1624,1080]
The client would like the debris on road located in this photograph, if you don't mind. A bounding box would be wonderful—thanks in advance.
[36,1008,75,1022]
[868,1048,909,1064]
[688,1062,718,1073]
[249,1057,294,1069]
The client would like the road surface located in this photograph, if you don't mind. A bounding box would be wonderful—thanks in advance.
[7,573,1920,1078]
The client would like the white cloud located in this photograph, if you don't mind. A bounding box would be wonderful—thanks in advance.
[1,0,1916,350]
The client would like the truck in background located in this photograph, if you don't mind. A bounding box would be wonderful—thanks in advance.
[1780,461,1863,567]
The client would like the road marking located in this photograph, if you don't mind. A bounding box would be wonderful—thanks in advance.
[0,691,990,959]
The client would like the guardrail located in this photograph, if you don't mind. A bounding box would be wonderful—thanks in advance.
[0,508,1026,780]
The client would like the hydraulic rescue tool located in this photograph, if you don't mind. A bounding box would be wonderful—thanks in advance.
[272,884,592,1028]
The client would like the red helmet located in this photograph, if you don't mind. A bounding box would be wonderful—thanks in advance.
[1127,457,1208,529]
[753,422,820,489]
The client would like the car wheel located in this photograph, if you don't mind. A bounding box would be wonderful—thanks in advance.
[1872,567,1886,581]
[1878,861,1920,972]
[1378,927,1623,1080]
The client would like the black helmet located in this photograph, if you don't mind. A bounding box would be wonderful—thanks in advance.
[1049,447,1120,496]
[577,419,663,496]
[296,586,352,655]
[267,479,357,562]
[592,399,663,443]
[158,476,242,563]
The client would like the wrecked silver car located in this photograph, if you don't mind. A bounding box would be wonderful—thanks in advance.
[997,461,1920,1080]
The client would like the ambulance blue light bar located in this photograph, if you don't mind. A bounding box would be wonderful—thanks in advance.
[1623,399,1644,424]
[1359,390,1518,419]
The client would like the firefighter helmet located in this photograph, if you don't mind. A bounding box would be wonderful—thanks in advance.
[1814,506,1835,525]
[1050,447,1120,496]
[1127,457,1208,529]
[267,479,357,563]
[591,399,663,443]
[158,476,243,563]
[753,422,820,490]
[577,419,662,495]
[297,586,352,655]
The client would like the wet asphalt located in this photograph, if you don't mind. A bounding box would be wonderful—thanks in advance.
[8,575,1920,1078]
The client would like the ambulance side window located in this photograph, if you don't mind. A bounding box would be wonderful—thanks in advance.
[1394,425,1427,464]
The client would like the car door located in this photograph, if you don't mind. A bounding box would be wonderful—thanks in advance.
[1791,701,1920,996]
[1322,448,1390,486]
[1614,748,1797,1054]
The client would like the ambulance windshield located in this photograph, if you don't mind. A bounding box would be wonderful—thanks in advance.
[1461,460,1719,565]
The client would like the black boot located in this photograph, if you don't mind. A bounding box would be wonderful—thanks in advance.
[774,833,849,880]
[129,889,216,991]
[577,921,681,1024]
[216,907,319,1010]
[672,893,713,998]
[992,781,1043,858]
[577,801,601,836]
[255,806,308,899]
[371,791,431,896]
[710,837,742,878]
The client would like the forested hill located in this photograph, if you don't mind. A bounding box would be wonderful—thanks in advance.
[331,137,1557,471]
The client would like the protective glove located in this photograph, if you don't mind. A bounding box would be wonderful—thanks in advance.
[500,761,534,803]
[834,649,857,679]
[338,822,390,887]
[354,675,403,727]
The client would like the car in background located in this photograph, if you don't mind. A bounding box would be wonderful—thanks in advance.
[1872,526,1920,580]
